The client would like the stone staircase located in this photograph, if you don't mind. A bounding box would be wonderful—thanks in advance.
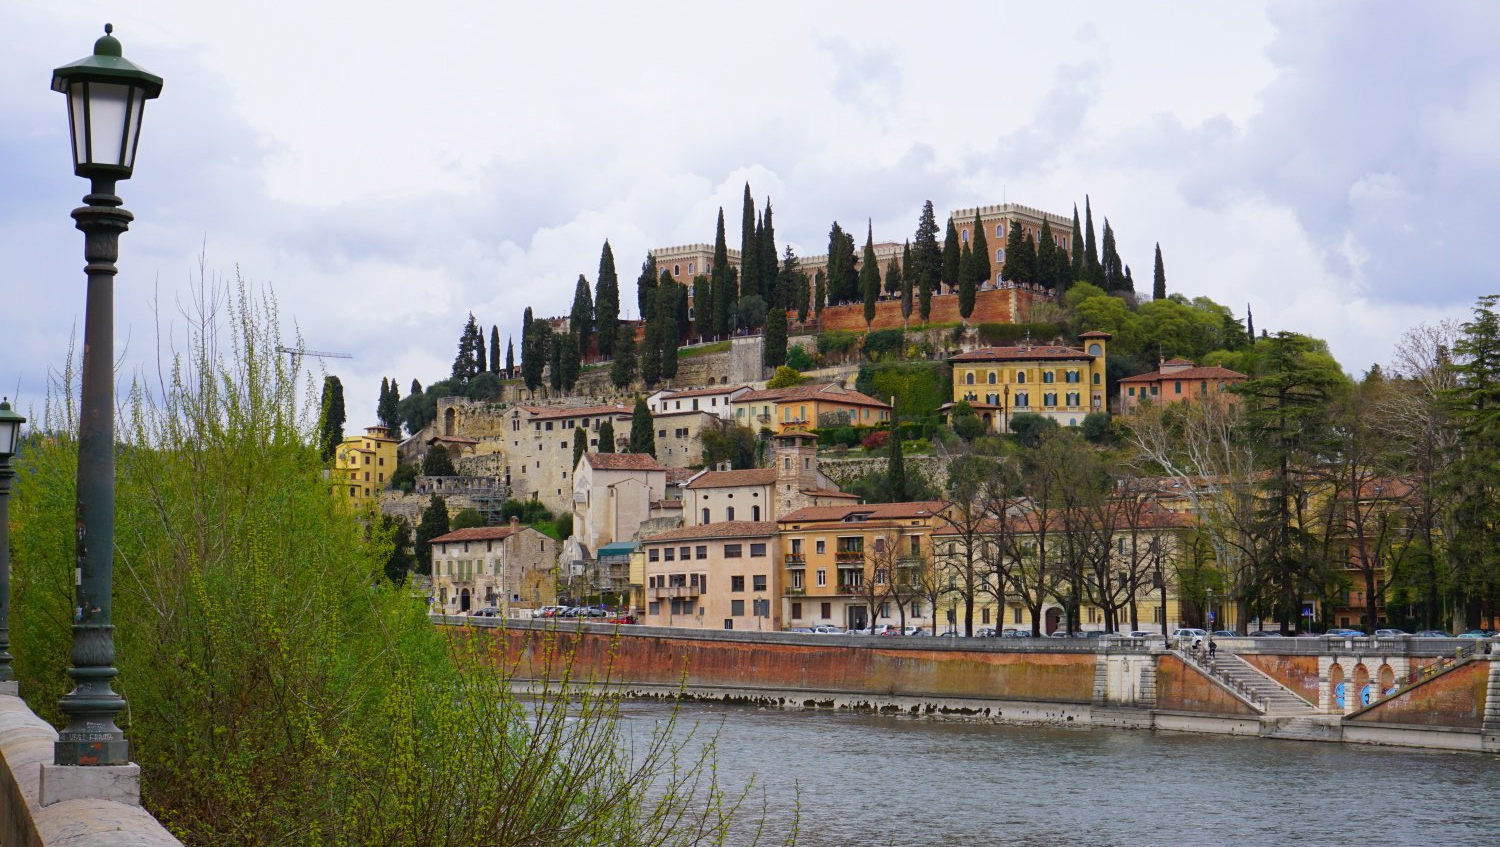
[1211,653,1319,716]
[1262,715,1343,742]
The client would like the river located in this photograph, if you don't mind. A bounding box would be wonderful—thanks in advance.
[615,700,1499,847]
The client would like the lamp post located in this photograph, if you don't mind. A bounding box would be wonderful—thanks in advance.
[0,400,27,691]
[50,25,162,768]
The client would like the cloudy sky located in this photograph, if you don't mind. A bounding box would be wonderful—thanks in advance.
[2,1,1496,426]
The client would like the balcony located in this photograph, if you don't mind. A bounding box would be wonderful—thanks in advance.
[835,583,863,595]
[783,552,806,566]
[785,587,806,597]
[834,550,864,564]
[649,584,700,599]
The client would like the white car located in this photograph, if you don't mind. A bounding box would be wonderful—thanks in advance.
[809,624,844,635]
[1172,628,1207,648]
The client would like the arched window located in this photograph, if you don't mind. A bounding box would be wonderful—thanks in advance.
[997,248,1004,262]
[1017,372,1026,384]
[1042,371,1055,384]
[727,506,735,521]
[1093,373,1101,385]
[702,508,710,524]
[1088,343,1102,356]
[752,505,761,521]
[987,372,997,385]
[965,372,975,385]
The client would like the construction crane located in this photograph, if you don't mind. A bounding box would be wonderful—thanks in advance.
[276,346,352,361]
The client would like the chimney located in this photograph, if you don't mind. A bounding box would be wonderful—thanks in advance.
[510,516,520,529]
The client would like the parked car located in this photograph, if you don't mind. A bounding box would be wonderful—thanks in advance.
[604,615,638,625]
[900,626,933,637]
[470,607,502,617]
[1212,630,1240,638]
[1373,629,1409,638]
[937,631,960,637]
[1413,630,1451,638]
[1000,628,1033,638]
[1073,630,1107,639]
[1248,630,1284,637]
[809,624,844,635]
[1325,628,1367,638]
[975,627,998,638]
[1457,630,1491,639]
[787,627,815,634]
[1171,628,1207,648]
[1124,631,1163,639]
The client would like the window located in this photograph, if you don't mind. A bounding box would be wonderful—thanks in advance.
[816,569,827,586]
[1044,393,1057,407]
[982,608,991,624]
[909,536,920,555]
[696,545,708,559]
[649,602,660,616]
[1093,373,1101,385]
[658,429,666,438]
[725,544,743,558]
[1014,606,1023,624]
[545,421,553,431]
[753,575,767,591]
[1015,392,1029,408]
[750,542,767,557]
[997,248,1004,262]
[791,538,802,553]
[961,229,969,242]
[731,599,745,616]
[673,264,681,275]
[752,506,761,521]
[1201,380,1208,395]
[966,372,975,385]
[731,576,745,591]
[664,548,675,561]
[1088,343,1102,356]
[879,602,890,618]
[988,371,997,385]
[702,508,710,524]
[649,549,660,562]
[753,599,770,617]
[816,540,826,554]
[912,602,922,617]
[1016,372,1026,384]
[1042,371,1055,384]
[1174,381,1182,395]
[790,571,804,589]
[791,602,803,619]
[1066,392,1080,407]
[726,507,735,521]
[820,602,832,619]
[724,618,734,630]
[1129,387,1136,396]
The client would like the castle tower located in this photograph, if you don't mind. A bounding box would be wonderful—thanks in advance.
[773,429,820,518]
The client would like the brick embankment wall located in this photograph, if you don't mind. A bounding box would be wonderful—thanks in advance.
[1154,655,1259,716]
[476,624,1096,704]
[1349,660,1490,729]
[811,288,1047,333]
[1242,654,1321,706]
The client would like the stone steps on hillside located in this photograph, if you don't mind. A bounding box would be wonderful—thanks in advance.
[1211,654,1319,715]
[1262,716,1342,742]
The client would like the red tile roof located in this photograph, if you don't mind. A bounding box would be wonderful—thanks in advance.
[1117,365,1247,383]
[431,526,520,544]
[642,521,779,542]
[802,488,861,499]
[779,500,949,524]
[652,499,684,509]
[665,468,698,484]
[585,452,668,471]
[659,385,750,399]
[685,468,779,489]
[950,345,1095,363]
[737,384,891,409]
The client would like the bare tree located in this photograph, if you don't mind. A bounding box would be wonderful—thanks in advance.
[934,455,1002,635]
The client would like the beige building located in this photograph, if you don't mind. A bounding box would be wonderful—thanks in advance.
[650,243,740,289]
[571,452,670,555]
[502,404,633,513]
[732,384,892,433]
[429,521,558,616]
[651,409,722,467]
[640,521,780,631]
[684,430,850,527]
[332,425,400,506]
[949,203,1074,286]
[648,385,751,420]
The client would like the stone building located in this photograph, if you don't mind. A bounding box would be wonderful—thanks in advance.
[429,520,558,616]
[683,430,850,527]
[732,383,892,433]
[651,409,722,467]
[571,452,670,555]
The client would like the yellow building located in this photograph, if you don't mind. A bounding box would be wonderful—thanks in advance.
[333,424,399,506]
[733,383,892,433]
[949,331,1110,430]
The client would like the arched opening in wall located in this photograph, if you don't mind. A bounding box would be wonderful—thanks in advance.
[1378,664,1395,695]
[460,588,471,612]
[444,407,456,437]
[1329,663,1345,710]
[1044,607,1062,635]
[1353,663,1371,707]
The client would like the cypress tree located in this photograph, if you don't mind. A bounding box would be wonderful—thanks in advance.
[888,418,908,503]
[711,208,732,335]
[692,275,711,339]
[1022,232,1038,284]
[377,377,390,428]
[489,325,501,372]
[452,313,482,382]
[900,240,914,325]
[599,419,616,453]
[411,378,422,396]
[610,324,637,389]
[860,221,880,328]
[505,337,514,377]
[1002,219,1029,283]
[596,240,620,357]
[958,242,977,320]
[560,333,581,390]
[570,274,594,355]
[1152,243,1166,300]
[794,269,811,324]
[913,201,941,322]
[672,275,690,340]
[760,202,778,303]
[317,375,346,462]
[475,328,486,375]
[764,307,788,369]
[1084,196,1102,287]
[1036,220,1057,290]
[1051,234,1073,292]
[1123,265,1135,294]
[826,222,846,304]
[658,285,680,381]
[548,334,563,392]
[414,495,449,575]
[971,213,992,288]
[1070,204,1085,282]
[637,254,658,322]
[1247,304,1255,340]
[640,309,663,387]
[378,377,402,434]
[521,307,533,355]
[740,184,759,305]
[629,396,656,457]
[884,255,901,296]
[814,270,826,319]
[942,218,961,292]
[572,426,587,471]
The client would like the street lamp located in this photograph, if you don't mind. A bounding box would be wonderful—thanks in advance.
[50,25,162,769]
[0,399,27,687]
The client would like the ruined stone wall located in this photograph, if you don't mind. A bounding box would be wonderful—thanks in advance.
[817,455,951,493]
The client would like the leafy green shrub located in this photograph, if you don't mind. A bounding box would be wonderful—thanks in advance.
[817,330,860,357]
[785,344,815,371]
[976,322,1067,346]
[862,329,904,361]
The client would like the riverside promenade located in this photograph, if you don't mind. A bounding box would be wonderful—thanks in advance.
[445,616,1500,753]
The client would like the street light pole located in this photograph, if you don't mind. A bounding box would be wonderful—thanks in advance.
[0,400,27,692]
[49,25,162,769]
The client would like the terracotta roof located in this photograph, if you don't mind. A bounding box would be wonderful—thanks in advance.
[431,526,519,544]
[950,345,1094,363]
[653,409,719,419]
[737,384,891,408]
[665,468,698,484]
[652,499,684,509]
[776,429,819,439]
[429,435,480,444]
[1118,366,1247,383]
[685,468,779,489]
[1163,358,1195,366]
[1078,330,1114,339]
[659,385,749,399]
[585,452,668,471]
[802,488,860,499]
[642,521,778,542]
[779,500,949,524]
[519,404,629,420]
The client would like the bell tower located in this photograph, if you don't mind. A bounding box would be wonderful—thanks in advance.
[772,429,819,518]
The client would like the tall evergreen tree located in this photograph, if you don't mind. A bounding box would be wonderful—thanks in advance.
[1084,196,1102,287]
[378,377,402,434]
[764,307,788,369]
[740,184,759,305]
[884,255,901,296]
[942,218,961,292]
[900,240,914,326]
[489,325,501,372]
[640,308,663,387]
[610,324,637,389]
[860,221,881,328]
[692,275,712,338]
[599,419,616,453]
[317,375,346,462]
[1070,204,1085,282]
[548,334,563,392]
[522,319,550,391]
[1152,243,1167,300]
[795,268,811,324]
[377,377,390,428]
[452,313,483,382]
[711,208,732,335]
[521,307,533,355]
[1002,219,1030,283]
[1036,220,1057,290]
[671,275,690,340]
[475,327,487,375]
[629,396,656,457]
[595,240,620,357]
[971,213,992,287]
[637,254,658,322]
[775,245,799,312]
[1123,265,1135,294]
[913,201,942,322]
[888,409,909,502]
[658,284,680,381]
[1101,219,1125,292]
[760,202,778,303]
[414,494,449,575]
[570,274,594,355]
[572,426,587,471]
[505,337,515,377]
[1247,304,1255,340]
[559,333,582,390]
[825,222,848,304]
[814,270,826,320]
[958,242,977,320]
[410,378,422,396]
[1022,233,1038,285]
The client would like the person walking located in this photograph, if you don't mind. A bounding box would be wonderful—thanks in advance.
[1208,639,1217,659]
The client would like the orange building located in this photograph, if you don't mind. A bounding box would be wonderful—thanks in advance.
[1117,359,1247,416]
[732,383,892,433]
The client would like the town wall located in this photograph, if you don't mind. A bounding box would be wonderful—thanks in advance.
[808,287,1049,333]
[817,455,951,493]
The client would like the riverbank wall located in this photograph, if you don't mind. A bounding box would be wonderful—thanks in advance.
[446,617,1500,754]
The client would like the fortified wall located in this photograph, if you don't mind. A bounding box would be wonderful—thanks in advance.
[808,286,1050,333]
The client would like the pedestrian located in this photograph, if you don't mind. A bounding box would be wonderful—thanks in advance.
[1208,639,1217,659]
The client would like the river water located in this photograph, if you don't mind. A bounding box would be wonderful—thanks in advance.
[615,700,1499,847]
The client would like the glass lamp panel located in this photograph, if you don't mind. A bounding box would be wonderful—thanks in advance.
[123,89,145,169]
[0,420,16,457]
[84,82,131,167]
[68,85,88,169]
